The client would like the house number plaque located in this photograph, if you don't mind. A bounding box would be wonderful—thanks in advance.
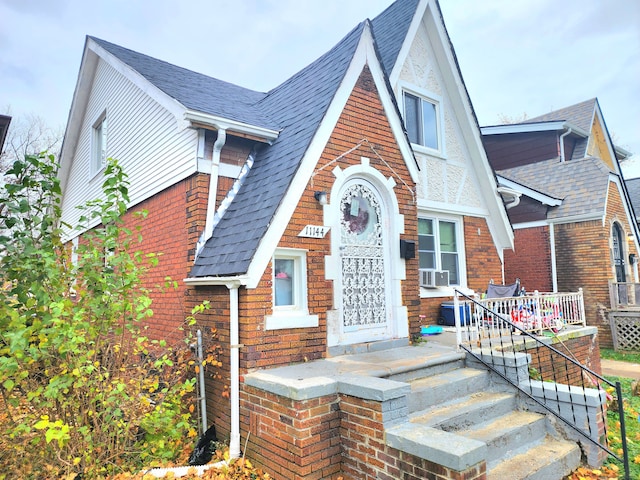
[298,225,330,238]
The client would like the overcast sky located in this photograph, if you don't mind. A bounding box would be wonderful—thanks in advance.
[2,0,639,174]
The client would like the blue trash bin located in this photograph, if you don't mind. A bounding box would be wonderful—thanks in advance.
[438,301,471,326]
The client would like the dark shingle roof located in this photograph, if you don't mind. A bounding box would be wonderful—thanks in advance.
[371,0,419,75]
[90,0,422,278]
[90,37,277,131]
[498,156,610,220]
[191,22,367,276]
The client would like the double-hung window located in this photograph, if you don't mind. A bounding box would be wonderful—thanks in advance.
[91,113,107,176]
[266,248,318,330]
[403,90,441,152]
[418,217,460,285]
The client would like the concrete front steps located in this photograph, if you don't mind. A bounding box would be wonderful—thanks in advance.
[385,358,582,480]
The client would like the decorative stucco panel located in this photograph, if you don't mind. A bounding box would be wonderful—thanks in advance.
[397,21,483,211]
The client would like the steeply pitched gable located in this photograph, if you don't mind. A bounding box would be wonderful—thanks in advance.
[191,23,368,278]
[89,37,276,131]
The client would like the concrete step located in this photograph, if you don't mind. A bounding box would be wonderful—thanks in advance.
[407,367,489,413]
[463,410,548,469]
[487,435,581,480]
[387,354,465,383]
[410,390,516,430]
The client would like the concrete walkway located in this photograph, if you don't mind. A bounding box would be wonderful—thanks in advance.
[600,358,640,380]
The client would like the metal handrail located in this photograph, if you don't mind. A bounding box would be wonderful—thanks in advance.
[453,289,630,480]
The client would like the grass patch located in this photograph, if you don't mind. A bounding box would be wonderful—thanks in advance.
[600,348,640,364]
[603,375,640,479]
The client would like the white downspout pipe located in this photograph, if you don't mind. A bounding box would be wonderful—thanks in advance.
[559,127,572,162]
[227,281,241,458]
[549,223,558,293]
[204,129,227,241]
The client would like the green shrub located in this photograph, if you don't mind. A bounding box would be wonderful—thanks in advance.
[0,153,204,478]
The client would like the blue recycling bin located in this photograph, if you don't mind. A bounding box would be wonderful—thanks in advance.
[438,301,471,326]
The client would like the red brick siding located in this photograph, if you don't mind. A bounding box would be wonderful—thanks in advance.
[340,394,486,480]
[231,64,418,370]
[554,181,638,347]
[241,387,342,479]
[504,226,553,292]
[522,332,602,384]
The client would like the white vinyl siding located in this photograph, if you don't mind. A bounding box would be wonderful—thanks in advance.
[60,58,198,234]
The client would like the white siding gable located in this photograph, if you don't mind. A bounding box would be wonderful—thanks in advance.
[61,57,198,237]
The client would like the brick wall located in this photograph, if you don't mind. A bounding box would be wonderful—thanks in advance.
[522,330,602,385]
[554,181,638,348]
[241,384,486,480]
[224,64,419,370]
[504,226,553,292]
[241,386,342,479]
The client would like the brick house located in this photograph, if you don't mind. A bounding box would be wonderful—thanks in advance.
[482,98,638,348]
[58,0,520,477]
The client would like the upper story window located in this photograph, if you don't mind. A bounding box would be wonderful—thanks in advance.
[91,113,107,176]
[418,217,460,285]
[403,90,442,153]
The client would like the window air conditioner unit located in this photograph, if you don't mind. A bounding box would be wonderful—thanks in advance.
[419,269,449,288]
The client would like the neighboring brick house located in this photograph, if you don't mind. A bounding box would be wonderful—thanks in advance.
[482,98,638,348]
[58,0,514,475]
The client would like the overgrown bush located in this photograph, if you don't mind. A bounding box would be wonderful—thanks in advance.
[0,153,208,478]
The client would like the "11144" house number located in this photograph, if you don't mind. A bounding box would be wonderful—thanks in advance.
[298,225,330,238]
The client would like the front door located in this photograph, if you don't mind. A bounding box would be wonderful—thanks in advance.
[335,179,391,345]
[613,223,626,282]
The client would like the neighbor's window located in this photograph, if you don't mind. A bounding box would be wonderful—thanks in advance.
[418,217,460,284]
[91,113,107,175]
[403,91,440,151]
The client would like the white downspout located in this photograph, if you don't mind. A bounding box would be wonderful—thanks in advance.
[205,129,227,240]
[549,223,558,292]
[559,127,572,162]
[227,281,241,458]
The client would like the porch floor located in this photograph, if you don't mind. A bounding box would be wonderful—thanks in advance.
[244,332,460,399]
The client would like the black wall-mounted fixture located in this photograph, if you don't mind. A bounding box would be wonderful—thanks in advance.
[400,239,415,259]
[629,253,637,265]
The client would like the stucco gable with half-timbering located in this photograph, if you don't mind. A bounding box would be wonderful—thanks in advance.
[395,20,484,213]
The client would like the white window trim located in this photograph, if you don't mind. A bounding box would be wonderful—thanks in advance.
[418,213,467,296]
[265,248,318,330]
[90,112,107,178]
[399,83,446,159]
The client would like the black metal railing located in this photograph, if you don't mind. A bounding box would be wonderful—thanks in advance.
[453,290,630,480]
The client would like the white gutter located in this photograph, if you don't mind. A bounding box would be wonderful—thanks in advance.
[549,222,558,293]
[184,110,279,142]
[204,129,226,242]
[559,127,572,162]
[497,186,521,209]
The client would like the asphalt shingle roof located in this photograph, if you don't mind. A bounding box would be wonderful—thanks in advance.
[525,98,597,133]
[370,0,420,76]
[498,156,611,220]
[90,37,276,131]
[90,0,423,278]
[191,22,367,276]
[625,177,640,217]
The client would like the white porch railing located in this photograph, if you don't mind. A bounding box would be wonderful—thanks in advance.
[453,289,586,344]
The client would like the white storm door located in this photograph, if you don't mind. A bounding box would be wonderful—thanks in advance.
[337,180,391,344]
